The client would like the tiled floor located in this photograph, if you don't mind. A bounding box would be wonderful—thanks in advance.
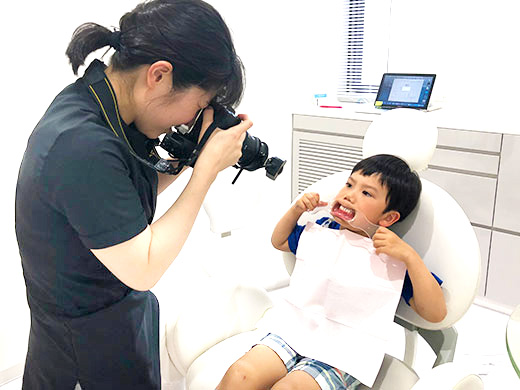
[2,303,518,389]
[400,301,519,389]
[449,303,518,389]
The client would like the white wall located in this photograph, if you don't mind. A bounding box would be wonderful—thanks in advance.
[1,0,518,380]
[388,0,520,113]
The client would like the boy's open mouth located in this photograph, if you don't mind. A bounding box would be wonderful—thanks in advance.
[330,202,356,222]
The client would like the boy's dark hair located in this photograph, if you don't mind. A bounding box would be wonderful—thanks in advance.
[66,0,244,108]
[352,154,422,222]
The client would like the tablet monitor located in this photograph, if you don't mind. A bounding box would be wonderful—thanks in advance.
[374,73,436,110]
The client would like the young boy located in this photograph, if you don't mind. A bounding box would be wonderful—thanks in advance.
[217,154,446,390]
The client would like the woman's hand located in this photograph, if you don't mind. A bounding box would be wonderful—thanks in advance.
[194,107,252,180]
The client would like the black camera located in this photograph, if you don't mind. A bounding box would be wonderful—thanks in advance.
[159,103,286,183]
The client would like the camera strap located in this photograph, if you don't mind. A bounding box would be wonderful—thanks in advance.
[182,120,244,184]
[184,120,219,167]
[83,60,179,174]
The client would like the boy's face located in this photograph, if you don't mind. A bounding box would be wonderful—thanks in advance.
[330,171,400,235]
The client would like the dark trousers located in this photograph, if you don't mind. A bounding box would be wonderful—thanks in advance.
[23,291,160,389]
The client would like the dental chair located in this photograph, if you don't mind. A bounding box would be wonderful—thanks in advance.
[160,109,484,390]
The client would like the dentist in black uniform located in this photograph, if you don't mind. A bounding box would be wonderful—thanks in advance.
[15,1,251,388]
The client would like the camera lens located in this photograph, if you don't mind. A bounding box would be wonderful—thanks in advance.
[265,157,286,180]
[237,134,268,171]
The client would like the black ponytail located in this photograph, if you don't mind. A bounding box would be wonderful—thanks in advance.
[65,23,113,76]
[65,0,245,108]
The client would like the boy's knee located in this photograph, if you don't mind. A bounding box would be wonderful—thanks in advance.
[218,360,260,390]
[271,381,299,390]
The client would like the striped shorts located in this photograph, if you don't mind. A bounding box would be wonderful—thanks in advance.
[259,333,361,390]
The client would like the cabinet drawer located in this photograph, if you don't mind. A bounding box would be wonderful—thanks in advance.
[429,148,499,176]
[437,128,502,152]
[420,169,496,226]
[293,115,371,138]
[486,231,520,307]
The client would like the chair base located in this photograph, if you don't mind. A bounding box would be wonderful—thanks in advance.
[358,354,419,390]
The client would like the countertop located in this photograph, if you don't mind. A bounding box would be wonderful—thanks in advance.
[293,104,520,136]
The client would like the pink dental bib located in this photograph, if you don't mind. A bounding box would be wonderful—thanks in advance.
[264,221,406,387]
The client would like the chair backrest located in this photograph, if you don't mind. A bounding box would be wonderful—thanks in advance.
[283,170,481,331]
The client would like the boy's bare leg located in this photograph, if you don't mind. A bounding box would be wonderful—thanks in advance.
[271,370,321,390]
[216,345,288,390]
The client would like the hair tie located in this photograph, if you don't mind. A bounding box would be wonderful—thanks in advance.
[109,31,121,51]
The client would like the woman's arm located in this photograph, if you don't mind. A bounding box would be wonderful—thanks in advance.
[156,121,216,195]
[372,227,447,323]
[157,167,188,195]
[271,192,326,252]
[92,112,252,291]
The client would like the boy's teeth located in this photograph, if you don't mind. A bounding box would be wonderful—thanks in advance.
[331,204,355,221]
[338,205,354,215]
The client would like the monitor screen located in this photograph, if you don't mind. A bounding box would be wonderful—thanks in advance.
[374,73,436,109]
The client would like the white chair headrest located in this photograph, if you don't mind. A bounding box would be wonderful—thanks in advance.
[363,108,438,172]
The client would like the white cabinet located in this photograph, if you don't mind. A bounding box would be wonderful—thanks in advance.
[485,134,520,307]
[420,127,500,228]
[487,232,520,306]
[494,135,520,232]
[292,112,518,308]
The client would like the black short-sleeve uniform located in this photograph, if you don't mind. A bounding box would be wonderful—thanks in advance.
[15,61,161,389]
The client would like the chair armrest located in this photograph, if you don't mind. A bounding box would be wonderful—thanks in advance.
[165,280,273,376]
[282,251,296,276]
[160,327,185,390]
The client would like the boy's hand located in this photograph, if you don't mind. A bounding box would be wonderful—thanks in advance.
[372,227,420,267]
[272,192,327,252]
[294,192,328,213]
[374,228,447,323]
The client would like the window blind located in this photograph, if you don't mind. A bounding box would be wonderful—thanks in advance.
[337,0,392,102]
